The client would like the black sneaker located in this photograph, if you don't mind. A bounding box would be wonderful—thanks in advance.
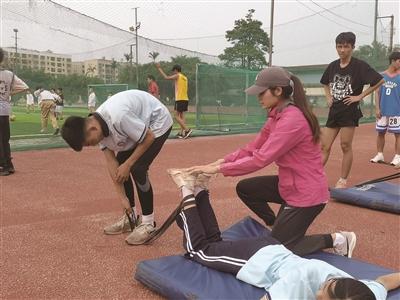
[53,128,60,135]
[0,166,10,176]
[182,129,193,139]
[8,161,15,174]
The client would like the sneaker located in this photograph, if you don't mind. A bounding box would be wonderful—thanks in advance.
[125,222,156,245]
[6,160,15,174]
[40,129,46,133]
[0,166,10,176]
[334,231,357,258]
[370,153,385,163]
[195,173,213,190]
[182,129,193,139]
[335,178,347,189]
[104,213,141,235]
[390,155,400,166]
[167,168,196,189]
[53,128,60,135]
[175,131,184,139]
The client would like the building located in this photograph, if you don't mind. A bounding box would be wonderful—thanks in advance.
[2,47,71,76]
[78,58,120,83]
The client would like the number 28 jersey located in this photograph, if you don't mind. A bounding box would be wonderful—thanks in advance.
[380,71,400,116]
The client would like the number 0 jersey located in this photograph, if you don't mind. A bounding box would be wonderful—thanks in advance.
[379,71,400,116]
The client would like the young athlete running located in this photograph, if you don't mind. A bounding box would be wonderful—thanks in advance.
[169,170,400,300]
[186,66,350,257]
[370,51,400,166]
[320,32,384,188]
[61,90,173,245]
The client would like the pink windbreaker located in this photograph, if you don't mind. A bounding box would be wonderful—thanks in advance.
[220,105,329,207]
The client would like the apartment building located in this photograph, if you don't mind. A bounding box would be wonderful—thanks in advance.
[3,47,71,76]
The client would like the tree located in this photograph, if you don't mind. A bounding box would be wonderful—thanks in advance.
[219,9,269,70]
[148,51,160,62]
[353,41,388,68]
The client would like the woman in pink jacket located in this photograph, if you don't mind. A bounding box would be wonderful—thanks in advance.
[188,67,355,256]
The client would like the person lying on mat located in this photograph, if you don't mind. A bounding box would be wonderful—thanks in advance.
[168,169,400,300]
[186,66,349,257]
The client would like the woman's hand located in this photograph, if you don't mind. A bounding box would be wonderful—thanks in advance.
[115,162,131,183]
[186,164,220,175]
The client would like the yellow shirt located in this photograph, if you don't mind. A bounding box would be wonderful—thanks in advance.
[175,73,189,101]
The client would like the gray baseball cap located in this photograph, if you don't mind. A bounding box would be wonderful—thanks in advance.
[245,67,291,95]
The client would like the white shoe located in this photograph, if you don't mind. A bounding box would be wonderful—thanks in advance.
[104,214,141,235]
[370,153,384,163]
[125,222,156,245]
[390,155,400,166]
[195,173,213,190]
[335,178,347,189]
[167,168,196,189]
[334,231,357,258]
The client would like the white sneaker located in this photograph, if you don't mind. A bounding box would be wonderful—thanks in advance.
[125,222,156,245]
[167,168,196,189]
[103,214,141,235]
[335,178,347,189]
[390,155,400,166]
[370,153,384,163]
[195,173,213,190]
[334,231,357,258]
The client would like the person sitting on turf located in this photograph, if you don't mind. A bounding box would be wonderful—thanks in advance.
[185,66,349,257]
[168,169,400,300]
[61,89,173,245]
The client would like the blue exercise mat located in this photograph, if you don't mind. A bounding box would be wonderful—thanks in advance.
[135,217,399,299]
[331,182,400,214]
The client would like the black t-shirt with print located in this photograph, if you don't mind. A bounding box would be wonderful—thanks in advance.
[320,57,382,110]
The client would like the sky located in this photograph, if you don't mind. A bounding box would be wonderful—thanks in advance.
[3,0,400,66]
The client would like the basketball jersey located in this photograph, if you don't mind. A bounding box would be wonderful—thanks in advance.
[380,72,400,116]
[175,73,188,101]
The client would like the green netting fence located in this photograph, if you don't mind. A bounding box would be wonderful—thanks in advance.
[195,64,377,132]
[88,84,130,105]
[195,64,265,132]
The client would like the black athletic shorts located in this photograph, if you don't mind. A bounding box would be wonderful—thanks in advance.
[326,102,363,128]
[175,100,188,112]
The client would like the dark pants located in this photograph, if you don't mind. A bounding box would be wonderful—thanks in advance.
[176,190,279,275]
[116,127,171,215]
[236,176,333,256]
[0,116,11,168]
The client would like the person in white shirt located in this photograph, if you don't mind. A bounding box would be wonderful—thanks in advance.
[26,90,35,113]
[169,170,400,300]
[34,87,59,135]
[0,48,29,176]
[61,90,173,245]
[88,88,97,113]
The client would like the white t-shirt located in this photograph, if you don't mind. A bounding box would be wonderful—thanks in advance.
[97,90,173,152]
[26,93,34,105]
[35,90,56,104]
[88,92,97,107]
[237,245,388,300]
[0,69,29,116]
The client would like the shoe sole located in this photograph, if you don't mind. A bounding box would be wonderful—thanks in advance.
[104,229,132,235]
[345,232,357,258]
[182,129,193,139]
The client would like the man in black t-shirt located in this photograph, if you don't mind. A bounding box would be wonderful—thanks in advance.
[320,32,384,188]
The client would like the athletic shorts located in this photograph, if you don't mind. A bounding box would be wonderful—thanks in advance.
[376,116,400,133]
[326,103,363,128]
[175,100,188,112]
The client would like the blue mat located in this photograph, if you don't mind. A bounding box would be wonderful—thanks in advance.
[135,217,399,299]
[331,182,400,214]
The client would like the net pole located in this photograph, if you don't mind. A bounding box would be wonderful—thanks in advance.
[245,72,249,124]
[195,63,200,129]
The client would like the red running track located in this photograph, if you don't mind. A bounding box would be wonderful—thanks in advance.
[1,123,399,299]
